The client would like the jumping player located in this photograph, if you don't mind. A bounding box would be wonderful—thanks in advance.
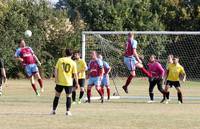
[87,51,104,103]
[122,33,152,93]
[147,55,165,103]
[51,49,79,116]
[164,56,186,104]
[72,51,87,104]
[15,39,43,96]
[98,55,111,100]
[0,58,7,96]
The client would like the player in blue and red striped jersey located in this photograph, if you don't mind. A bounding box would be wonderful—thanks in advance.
[87,51,104,103]
[15,39,43,96]
[123,33,152,93]
[98,55,111,100]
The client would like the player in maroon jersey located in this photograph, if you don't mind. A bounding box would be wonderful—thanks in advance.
[98,55,111,100]
[87,51,104,103]
[123,33,152,93]
[15,39,43,96]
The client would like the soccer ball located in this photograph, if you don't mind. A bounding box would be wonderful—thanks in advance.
[24,30,32,37]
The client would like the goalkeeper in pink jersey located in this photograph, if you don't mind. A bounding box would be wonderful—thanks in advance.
[123,33,152,93]
[15,39,43,96]
[147,55,165,103]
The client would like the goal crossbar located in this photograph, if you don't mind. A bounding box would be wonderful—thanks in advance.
[82,31,200,35]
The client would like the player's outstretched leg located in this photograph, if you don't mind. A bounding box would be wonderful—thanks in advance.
[136,63,152,78]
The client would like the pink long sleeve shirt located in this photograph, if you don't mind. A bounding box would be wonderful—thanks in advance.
[147,62,165,78]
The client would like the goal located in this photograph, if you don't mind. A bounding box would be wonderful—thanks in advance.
[81,31,200,101]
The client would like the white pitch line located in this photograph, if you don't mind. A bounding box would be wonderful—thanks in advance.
[84,96,200,101]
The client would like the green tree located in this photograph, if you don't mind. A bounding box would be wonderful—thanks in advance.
[0,0,84,78]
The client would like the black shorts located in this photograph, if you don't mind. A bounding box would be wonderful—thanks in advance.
[55,85,73,94]
[73,79,85,87]
[166,80,180,88]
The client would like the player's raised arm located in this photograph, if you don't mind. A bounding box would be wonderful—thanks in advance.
[33,54,41,66]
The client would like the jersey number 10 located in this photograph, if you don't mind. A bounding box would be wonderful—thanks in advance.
[62,63,71,73]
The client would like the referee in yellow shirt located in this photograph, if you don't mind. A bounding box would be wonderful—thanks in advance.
[164,56,186,104]
[50,49,79,116]
[72,51,87,104]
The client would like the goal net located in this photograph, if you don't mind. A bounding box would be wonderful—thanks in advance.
[82,31,200,102]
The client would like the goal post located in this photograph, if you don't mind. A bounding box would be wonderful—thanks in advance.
[81,31,200,101]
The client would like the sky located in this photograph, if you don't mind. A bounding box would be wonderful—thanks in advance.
[49,0,59,4]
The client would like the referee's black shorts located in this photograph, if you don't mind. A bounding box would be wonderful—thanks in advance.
[55,85,73,94]
[166,80,181,88]
[73,79,85,88]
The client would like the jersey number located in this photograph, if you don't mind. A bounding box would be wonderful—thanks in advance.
[62,63,71,73]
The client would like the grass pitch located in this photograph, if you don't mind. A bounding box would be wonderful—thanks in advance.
[0,79,200,129]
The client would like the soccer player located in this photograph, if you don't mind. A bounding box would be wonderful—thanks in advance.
[167,55,173,66]
[15,39,43,96]
[164,56,186,104]
[122,33,152,93]
[98,55,111,100]
[0,58,7,96]
[72,51,87,104]
[51,49,79,116]
[87,51,104,103]
[147,55,165,103]
[160,54,174,103]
